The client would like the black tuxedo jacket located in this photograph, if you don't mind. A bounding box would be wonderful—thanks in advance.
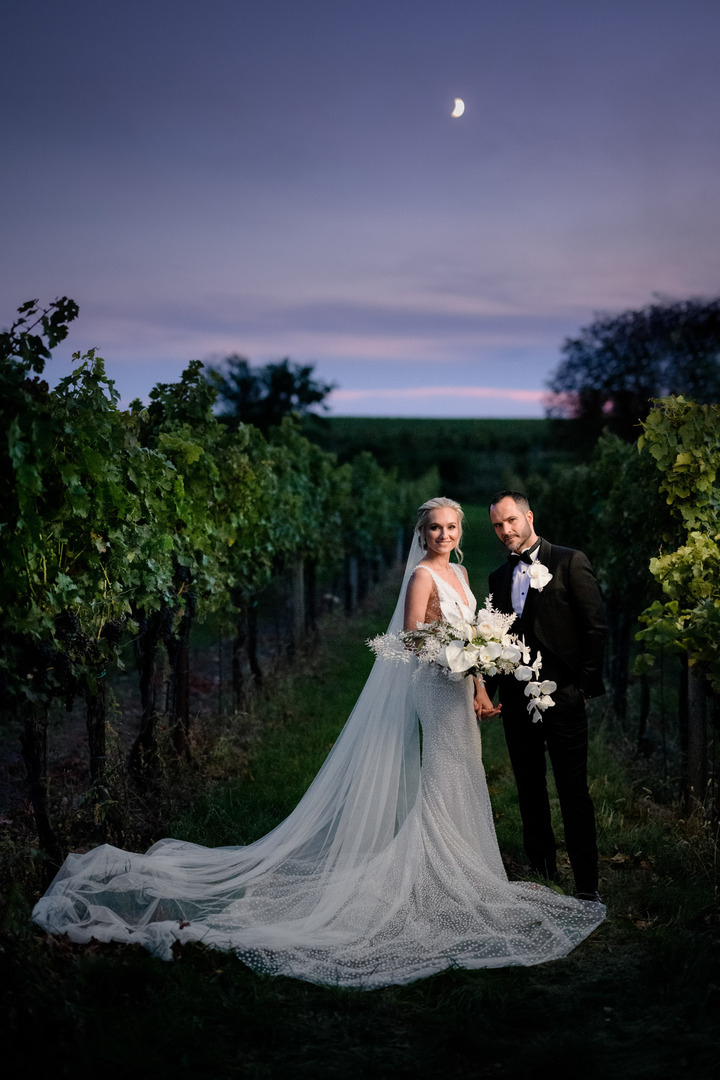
[488,537,607,699]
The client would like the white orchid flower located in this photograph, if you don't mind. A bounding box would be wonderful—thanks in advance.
[527,562,553,591]
[523,677,557,722]
[528,695,555,722]
[514,665,535,682]
[537,679,557,695]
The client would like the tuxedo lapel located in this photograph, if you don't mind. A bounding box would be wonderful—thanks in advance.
[537,537,554,570]
[498,562,513,614]
[519,573,538,624]
[517,538,554,629]
[524,537,557,622]
[522,539,552,624]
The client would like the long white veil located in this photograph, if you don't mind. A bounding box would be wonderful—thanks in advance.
[33,530,605,986]
[32,534,427,974]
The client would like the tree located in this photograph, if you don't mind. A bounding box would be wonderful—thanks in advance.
[547,297,720,442]
[207,355,335,435]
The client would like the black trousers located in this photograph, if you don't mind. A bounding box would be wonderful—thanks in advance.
[501,683,599,895]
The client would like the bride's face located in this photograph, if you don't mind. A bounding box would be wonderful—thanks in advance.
[424,508,460,556]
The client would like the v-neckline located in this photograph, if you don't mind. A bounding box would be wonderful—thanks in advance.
[420,562,469,608]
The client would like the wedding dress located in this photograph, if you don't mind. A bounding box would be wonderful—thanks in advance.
[32,536,605,988]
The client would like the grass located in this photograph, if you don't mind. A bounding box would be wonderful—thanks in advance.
[2,514,719,1079]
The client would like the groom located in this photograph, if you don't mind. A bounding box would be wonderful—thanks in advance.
[487,490,607,901]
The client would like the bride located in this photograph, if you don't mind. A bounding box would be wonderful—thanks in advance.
[33,497,605,988]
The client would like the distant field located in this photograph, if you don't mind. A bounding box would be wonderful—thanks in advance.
[324,415,552,444]
[317,415,575,503]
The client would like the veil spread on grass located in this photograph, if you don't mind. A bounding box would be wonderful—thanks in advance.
[33,531,605,987]
[32,534,427,979]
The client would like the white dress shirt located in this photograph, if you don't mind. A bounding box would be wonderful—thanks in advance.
[511,546,539,616]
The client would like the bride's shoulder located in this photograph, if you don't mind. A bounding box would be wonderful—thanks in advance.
[408,562,436,591]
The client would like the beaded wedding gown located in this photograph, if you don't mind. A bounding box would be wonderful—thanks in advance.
[32,538,605,988]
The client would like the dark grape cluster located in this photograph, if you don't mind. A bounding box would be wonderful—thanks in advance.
[36,641,54,667]
[159,604,175,639]
[54,607,103,675]
[55,608,81,639]
[101,616,126,646]
[185,588,197,620]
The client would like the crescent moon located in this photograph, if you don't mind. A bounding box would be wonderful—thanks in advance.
[451,98,465,118]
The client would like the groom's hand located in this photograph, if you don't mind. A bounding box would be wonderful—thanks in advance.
[474,681,502,720]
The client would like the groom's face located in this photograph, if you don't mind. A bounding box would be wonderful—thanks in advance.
[489,497,535,553]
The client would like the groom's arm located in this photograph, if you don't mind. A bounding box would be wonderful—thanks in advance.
[566,549,607,698]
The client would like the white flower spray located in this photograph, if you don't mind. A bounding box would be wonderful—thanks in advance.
[369,596,556,722]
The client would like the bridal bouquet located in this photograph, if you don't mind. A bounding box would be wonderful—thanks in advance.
[368,597,556,723]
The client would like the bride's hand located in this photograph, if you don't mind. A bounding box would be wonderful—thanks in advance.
[473,679,502,720]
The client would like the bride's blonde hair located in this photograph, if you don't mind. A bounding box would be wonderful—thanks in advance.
[416,496,464,563]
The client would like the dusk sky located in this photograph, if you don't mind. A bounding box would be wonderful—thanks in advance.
[3,0,719,417]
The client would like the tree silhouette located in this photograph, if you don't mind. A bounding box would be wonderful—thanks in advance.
[546,297,720,441]
[208,355,334,435]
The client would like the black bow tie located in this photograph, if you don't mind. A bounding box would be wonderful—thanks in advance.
[508,550,533,566]
[508,541,540,567]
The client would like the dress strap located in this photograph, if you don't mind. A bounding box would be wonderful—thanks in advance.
[415,563,473,609]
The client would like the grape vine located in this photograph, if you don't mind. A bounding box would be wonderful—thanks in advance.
[1,299,431,864]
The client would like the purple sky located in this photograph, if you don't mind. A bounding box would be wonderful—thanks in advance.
[3,0,719,417]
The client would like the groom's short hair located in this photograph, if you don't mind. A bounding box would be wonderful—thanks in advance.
[488,490,530,513]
